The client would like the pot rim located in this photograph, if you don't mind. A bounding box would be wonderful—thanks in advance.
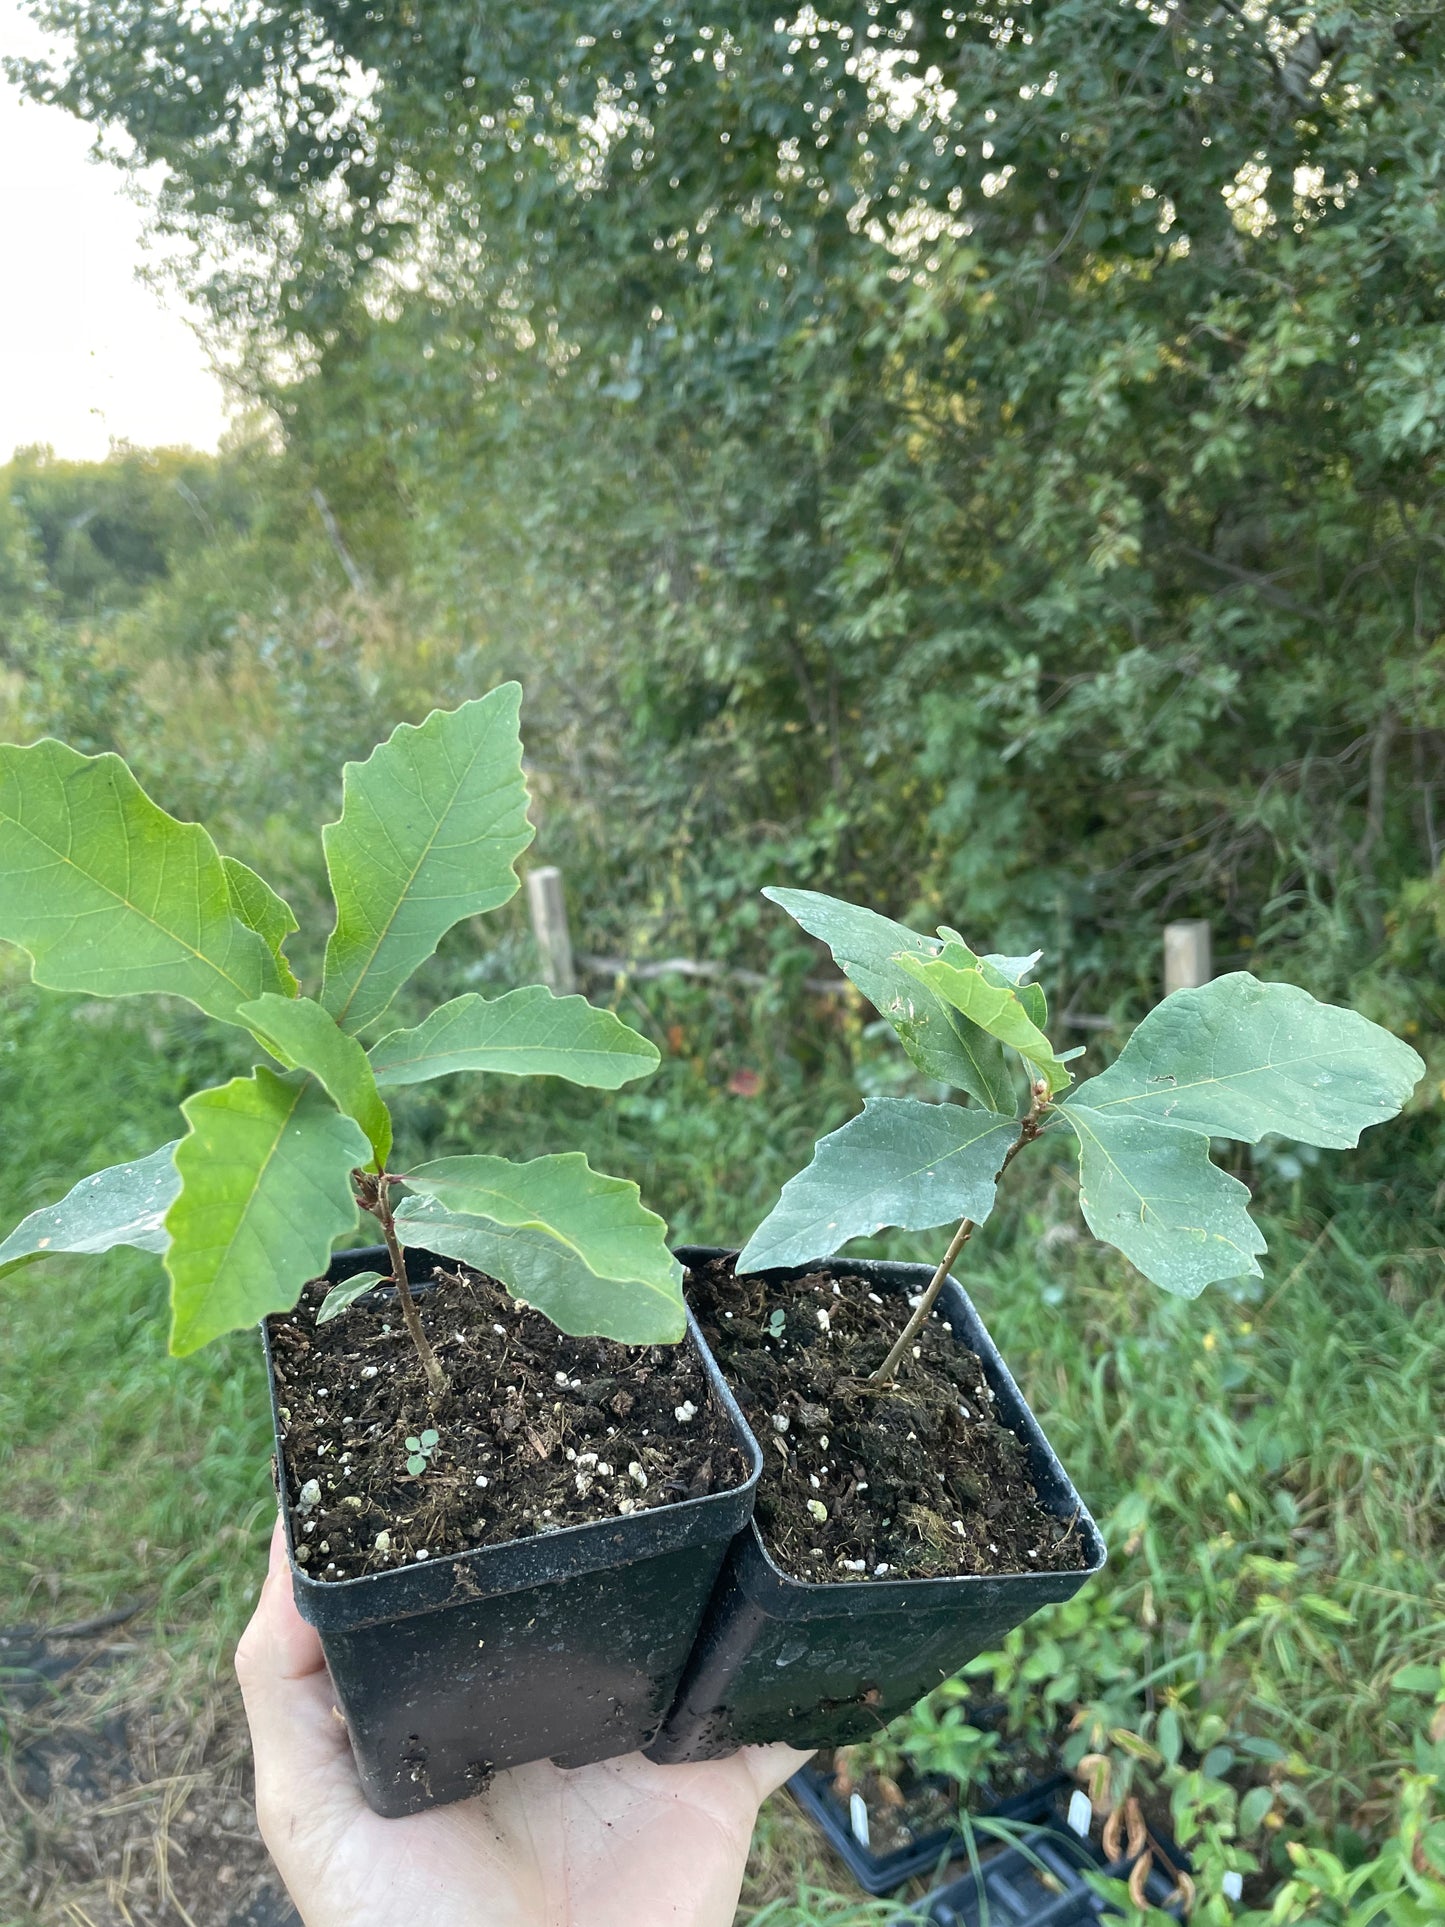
[264,1243,763,1628]
[674,1244,1108,1602]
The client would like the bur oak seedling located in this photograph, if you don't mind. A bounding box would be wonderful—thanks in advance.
[0,687,687,1393]
[739,890,1424,1380]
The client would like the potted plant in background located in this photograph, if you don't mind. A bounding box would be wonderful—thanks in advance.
[0,685,759,1815]
[649,888,1423,1763]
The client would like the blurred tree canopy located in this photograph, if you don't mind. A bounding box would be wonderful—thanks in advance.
[10,2,1445,1056]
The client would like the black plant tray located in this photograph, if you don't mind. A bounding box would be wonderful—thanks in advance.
[790,1759,1071,1897]
[898,1784,1189,1926]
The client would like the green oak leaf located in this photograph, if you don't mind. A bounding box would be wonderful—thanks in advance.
[896,943,1073,1094]
[394,1202,684,1346]
[1068,974,1425,1148]
[1060,1104,1266,1297]
[763,888,1014,1110]
[0,739,276,1025]
[320,688,534,1034]
[223,856,300,994]
[238,992,393,1167]
[370,985,659,1089]
[165,1067,369,1354]
[979,949,1045,985]
[394,1152,684,1343]
[975,951,1051,1033]
[738,1097,1018,1272]
[0,1141,180,1276]
[316,1269,390,1324]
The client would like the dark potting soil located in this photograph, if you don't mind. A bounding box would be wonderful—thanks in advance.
[268,1264,746,1583]
[685,1255,1088,1584]
[821,1747,958,1855]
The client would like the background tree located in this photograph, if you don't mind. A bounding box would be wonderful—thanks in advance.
[11,0,1444,1057]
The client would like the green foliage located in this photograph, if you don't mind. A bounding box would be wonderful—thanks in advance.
[395,1153,684,1346]
[1061,1104,1268,1300]
[744,892,1422,1309]
[370,987,660,1090]
[17,0,1445,1085]
[223,857,301,993]
[0,1140,181,1275]
[167,1068,370,1355]
[763,888,1015,1110]
[0,697,678,1358]
[239,991,392,1166]
[736,1098,1016,1275]
[0,445,242,623]
[1056,975,1426,1295]
[319,687,534,1035]
[316,1268,388,1325]
[405,1428,439,1477]
[1,956,1440,1918]
[895,943,1076,1096]
[892,1693,1002,1792]
[5,3,1445,1906]
[1068,977,1427,1150]
[0,738,285,1024]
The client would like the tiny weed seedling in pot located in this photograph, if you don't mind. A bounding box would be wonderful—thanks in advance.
[650,888,1423,1762]
[0,688,761,1812]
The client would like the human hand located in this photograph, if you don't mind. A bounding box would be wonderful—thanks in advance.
[236,1517,812,1927]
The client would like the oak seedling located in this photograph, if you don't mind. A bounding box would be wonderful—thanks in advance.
[0,687,686,1393]
[739,890,1424,1380]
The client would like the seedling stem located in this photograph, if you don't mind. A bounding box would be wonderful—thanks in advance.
[870,1083,1049,1386]
[357,1170,448,1396]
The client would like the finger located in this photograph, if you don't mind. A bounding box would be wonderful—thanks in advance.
[235,1517,357,1799]
[738,1741,817,1801]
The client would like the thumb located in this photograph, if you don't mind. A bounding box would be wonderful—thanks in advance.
[235,1516,361,1822]
[739,1742,817,1803]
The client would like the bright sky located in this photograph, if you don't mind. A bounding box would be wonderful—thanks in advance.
[0,0,231,461]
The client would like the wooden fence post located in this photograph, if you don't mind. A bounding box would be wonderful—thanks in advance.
[527,866,576,995]
[1163,919,1212,998]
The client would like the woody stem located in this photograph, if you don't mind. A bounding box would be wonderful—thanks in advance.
[374,1177,447,1397]
[869,1090,1048,1386]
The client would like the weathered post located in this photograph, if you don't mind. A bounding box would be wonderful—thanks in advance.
[527,866,577,995]
[1163,920,1212,998]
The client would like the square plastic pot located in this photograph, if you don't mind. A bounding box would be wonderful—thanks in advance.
[645,1252,1106,1763]
[900,1780,1188,1925]
[264,1243,762,1817]
[788,1760,1070,1897]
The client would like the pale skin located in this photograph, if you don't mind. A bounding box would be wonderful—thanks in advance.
[236,1518,813,1927]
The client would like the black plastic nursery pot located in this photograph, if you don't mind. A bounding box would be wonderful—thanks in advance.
[263,1244,762,1818]
[789,1759,1072,1898]
[646,1252,1106,1764]
[899,1780,1188,1926]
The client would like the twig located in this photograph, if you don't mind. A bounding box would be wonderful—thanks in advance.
[579,952,849,994]
[43,1600,148,1640]
[310,487,367,597]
